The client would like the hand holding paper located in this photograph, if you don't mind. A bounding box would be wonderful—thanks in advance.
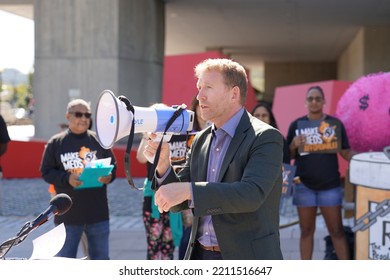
[77,157,114,189]
[98,173,113,185]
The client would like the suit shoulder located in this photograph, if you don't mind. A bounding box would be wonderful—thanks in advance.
[250,115,280,133]
[249,117,282,142]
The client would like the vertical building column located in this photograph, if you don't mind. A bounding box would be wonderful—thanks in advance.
[364,26,390,75]
[33,0,165,139]
[338,25,390,81]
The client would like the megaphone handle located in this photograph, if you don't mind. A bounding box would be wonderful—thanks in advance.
[124,103,186,191]
[148,105,187,192]
[123,103,144,190]
[148,136,165,192]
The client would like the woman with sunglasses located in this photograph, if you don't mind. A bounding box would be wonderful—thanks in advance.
[286,86,354,260]
[40,98,117,259]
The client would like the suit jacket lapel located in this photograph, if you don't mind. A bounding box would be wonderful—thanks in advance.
[218,112,251,182]
[198,128,213,181]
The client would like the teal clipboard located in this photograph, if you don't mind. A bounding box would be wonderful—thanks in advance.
[76,165,114,189]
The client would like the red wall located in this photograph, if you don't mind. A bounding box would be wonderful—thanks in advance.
[1,140,45,178]
[273,80,353,177]
[1,140,146,179]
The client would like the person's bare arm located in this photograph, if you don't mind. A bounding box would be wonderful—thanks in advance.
[340,149,357,162]
[289,134,305,159]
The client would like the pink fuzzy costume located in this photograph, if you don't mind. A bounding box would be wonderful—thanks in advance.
[336,72,390,153]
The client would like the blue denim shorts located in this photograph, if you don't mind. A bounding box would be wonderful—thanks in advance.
[292,183,343,207]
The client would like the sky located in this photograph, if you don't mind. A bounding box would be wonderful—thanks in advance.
[0,10,34,74]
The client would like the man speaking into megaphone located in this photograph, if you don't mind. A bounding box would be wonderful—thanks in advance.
[143,58,284,261]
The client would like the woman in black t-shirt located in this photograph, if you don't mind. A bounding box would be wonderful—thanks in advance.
[287,86,355,260]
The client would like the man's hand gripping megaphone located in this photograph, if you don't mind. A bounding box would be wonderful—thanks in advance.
[143,133,171,177]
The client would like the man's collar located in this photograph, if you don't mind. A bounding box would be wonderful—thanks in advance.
[212,107,244,138]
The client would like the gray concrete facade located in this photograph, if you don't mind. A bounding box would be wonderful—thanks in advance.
[33,0,165,140]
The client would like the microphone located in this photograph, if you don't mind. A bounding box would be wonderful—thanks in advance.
[0,193,72,259]
[30,193,73,228]
[21,193,72,235]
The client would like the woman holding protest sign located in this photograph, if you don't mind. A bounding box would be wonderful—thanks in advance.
[286,86,355,260]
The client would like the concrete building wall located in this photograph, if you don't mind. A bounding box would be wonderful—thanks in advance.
[338,29,365,81]
[33,0,164,140]
[117,0,165,106]
[338,26,390,81]
[364,26,390,75]
[264,25,390,103]
[263,62,337,103]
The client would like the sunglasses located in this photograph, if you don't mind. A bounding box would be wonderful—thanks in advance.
[69,112,92,119]
[306,96,323,103]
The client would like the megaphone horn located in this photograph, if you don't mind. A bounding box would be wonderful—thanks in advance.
[95,90,194,149]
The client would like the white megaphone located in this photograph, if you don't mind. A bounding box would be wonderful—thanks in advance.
[95,90,194,149]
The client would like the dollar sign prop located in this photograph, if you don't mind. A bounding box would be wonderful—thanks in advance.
[336,72,390,152]
[359,95,369,111]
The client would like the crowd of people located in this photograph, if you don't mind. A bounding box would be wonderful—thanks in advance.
[1,58,355,260]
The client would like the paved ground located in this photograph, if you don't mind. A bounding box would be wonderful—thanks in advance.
[0,177,355,260]
[0,177,146,260]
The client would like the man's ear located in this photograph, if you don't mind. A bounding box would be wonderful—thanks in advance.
[231,86,240,102]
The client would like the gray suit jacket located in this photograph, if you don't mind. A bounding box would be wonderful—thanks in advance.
[163,111,284,260]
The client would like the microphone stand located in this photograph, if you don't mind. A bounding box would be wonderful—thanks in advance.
[0,220,34,259]
[0,193,72,259]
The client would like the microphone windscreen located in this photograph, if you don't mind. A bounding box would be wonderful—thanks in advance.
[50,193,72,215]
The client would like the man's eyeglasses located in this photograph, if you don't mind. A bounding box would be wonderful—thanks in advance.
[306,96,323,103]
[69,112,92,119]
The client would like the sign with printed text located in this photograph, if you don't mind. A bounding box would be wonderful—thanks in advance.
[297,119,341,154]
[368,201,390,260]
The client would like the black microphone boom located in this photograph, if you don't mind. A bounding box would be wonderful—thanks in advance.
[20,193,72,241]
[31,193,73,228]
[0,193,72,259]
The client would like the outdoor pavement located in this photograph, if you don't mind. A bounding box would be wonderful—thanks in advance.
[0,177,355,260]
